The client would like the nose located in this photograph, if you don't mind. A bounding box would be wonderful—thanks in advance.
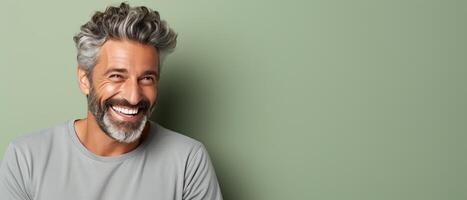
[121,78,142,105]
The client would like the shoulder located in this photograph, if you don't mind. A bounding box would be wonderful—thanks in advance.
[7,120,72,159]
[146,121,206,157]
[151,121,203,146]
[1,120,72,187]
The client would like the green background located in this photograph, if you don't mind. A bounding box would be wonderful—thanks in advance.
[1,0,466,199]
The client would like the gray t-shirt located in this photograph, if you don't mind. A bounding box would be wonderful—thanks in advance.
[0,120,223,200]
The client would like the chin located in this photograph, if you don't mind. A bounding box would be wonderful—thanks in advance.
[101,112,147,143]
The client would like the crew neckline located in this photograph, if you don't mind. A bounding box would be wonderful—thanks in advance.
[67,119,156,162]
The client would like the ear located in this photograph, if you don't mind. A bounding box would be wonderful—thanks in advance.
[77,66,91,95]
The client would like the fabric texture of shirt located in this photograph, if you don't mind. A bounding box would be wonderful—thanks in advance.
[0,120,223,200]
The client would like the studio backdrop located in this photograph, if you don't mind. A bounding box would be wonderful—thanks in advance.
[0,0,466,199]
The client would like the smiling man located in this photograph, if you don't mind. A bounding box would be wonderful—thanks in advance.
[0,3,222,200]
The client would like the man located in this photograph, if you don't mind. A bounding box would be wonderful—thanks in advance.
[0,3,223,200]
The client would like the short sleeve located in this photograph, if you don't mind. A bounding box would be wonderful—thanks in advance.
[0,143,32,200]
[183,144,223,200]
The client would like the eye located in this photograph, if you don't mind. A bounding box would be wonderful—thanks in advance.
[140,76,156,84]
[109,74,124,81]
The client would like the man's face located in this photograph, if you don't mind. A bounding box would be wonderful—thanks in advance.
[86,39,159,143]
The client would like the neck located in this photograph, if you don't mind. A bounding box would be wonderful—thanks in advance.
[73,112,149,157]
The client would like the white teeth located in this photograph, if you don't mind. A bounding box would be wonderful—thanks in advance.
[112,106,138,115]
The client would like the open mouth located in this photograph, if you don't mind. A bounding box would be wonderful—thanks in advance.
[109,105,144,122]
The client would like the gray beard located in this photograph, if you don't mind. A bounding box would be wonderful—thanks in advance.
[87,85,154,144]
[101,111,147,143]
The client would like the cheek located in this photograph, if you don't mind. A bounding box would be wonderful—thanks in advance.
[143,87,157,104]
[96,82,121,102]
[102,84,120,94]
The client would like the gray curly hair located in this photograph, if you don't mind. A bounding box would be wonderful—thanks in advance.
[73,2,177,73]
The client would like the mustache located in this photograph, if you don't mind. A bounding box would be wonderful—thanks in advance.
[103,98,150,111]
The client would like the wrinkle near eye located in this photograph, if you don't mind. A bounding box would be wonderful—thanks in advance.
[96,80,120,93]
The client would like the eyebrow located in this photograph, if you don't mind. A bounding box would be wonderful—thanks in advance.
[104,68,128,76]
[104,68,159,78]
[142,70,159,78]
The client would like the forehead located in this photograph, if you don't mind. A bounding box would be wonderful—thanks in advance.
[96,39,159,72]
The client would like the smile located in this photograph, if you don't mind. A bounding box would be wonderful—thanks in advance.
[111,105,139,115]
[109,105,143,122]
